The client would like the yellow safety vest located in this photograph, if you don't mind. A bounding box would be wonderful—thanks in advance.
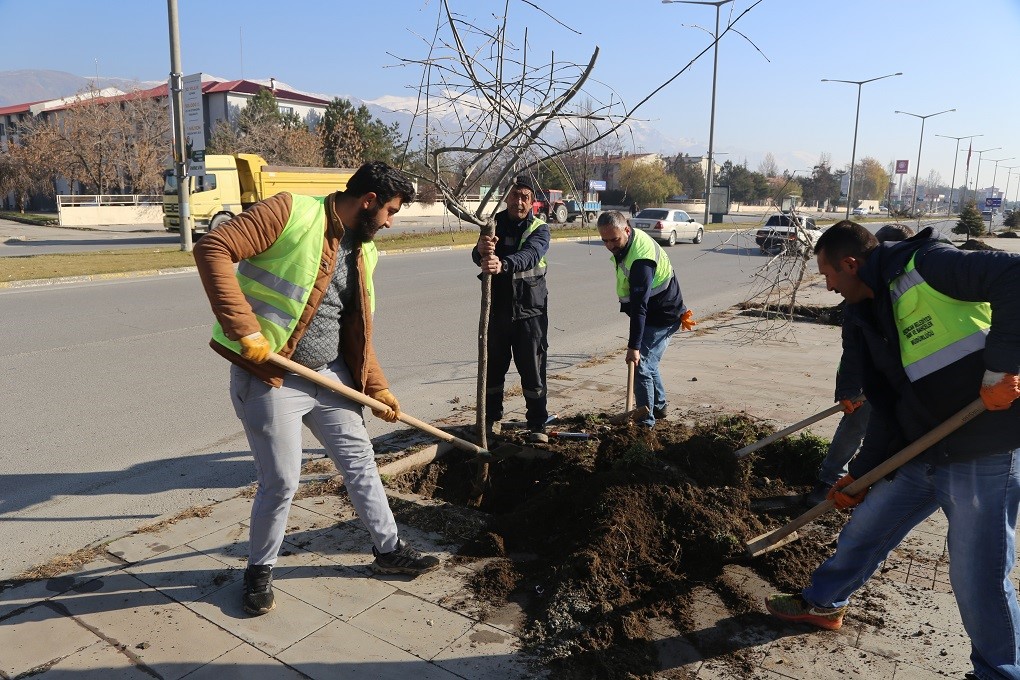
[512,216,548,280]
[613,228,673,303]
[212,194,377,354]
[891,252,991,382]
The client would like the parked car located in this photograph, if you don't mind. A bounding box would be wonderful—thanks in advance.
[755,213,821,255]
[851,207,868,216]
[628,208,704,246]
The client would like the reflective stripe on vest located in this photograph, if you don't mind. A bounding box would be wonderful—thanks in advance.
[211,194,326,354]
[891,252,991,382]
[512,217,548,280]
[614,228,673,303]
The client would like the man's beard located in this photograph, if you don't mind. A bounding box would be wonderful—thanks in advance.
[352,206,382,243]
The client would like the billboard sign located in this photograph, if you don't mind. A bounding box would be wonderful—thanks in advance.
[588,179,607,191]
[895,159,909,174]
[183,73,206,177]
[986,197,1003,208]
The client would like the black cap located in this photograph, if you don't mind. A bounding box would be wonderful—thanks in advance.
[510,175,534,193]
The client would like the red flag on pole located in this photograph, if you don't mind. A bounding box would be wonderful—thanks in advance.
[966,141,972,170]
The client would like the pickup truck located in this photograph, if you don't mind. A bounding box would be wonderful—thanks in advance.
[755,213,821,255]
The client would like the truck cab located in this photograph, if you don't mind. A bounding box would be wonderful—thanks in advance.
[163,154,243,232]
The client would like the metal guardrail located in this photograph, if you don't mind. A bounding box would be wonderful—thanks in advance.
[56,194,161,207]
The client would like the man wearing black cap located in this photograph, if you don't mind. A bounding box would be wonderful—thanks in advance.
[472,176,551,442]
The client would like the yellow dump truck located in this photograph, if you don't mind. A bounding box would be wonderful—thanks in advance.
[162,154,355,233]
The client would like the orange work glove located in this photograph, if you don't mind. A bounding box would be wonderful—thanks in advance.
[839,398,864,415]
[827,474,868,510]
[680,309,697,331]
[980,371,1020,411]
[370,389,401,423]
[239,331,270,364]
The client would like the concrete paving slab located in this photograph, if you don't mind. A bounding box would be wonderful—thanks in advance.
[351,591,474,660]
[277,618,460,679]
[125,543,238,603]
[291,493,359,521]
[0,601,102,678]
[36,639,162,679]
[182,642,309,679]
[432,621,535,679]
[0,552,123,620]
[185,515,331,574]
[105,497,255,564]
[186,576,335,656]
[272,562,396,620]
[761,637,897,679]
[54,574,242,680]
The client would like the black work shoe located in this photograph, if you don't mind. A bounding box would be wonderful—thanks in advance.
[242,564,275,616]
[653,403,669,420]
[372,539,441,576]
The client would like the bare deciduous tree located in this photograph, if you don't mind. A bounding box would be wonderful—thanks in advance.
[397,0,763,502]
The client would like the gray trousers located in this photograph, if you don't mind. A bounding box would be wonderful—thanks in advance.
[230,359,399,566]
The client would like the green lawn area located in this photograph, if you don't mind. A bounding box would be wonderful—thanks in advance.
[0,211,59,226]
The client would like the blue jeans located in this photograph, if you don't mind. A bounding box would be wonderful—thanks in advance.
[635,320,681,427]
[817,401,872,487]
[803,450,1020,679]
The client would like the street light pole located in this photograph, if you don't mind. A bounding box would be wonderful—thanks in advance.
[971,147,1002,206]
[822,72,902,218]
[934,133,981,216]
[662,0,733,227]
[894,108,955,221]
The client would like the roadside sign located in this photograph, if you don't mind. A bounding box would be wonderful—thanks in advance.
[183,73,206,177]
[986,197,1002,208]
[588,180,607,191]
[895,160,909,174]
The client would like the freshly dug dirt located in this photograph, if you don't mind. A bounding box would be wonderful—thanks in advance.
[958,239,1001,251]
[391,414,850,678]
[738,301,844,326]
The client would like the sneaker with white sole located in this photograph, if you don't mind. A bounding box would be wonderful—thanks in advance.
[371,539,441,576]
[765,593,846,630]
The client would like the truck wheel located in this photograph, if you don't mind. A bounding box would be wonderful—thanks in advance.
[538,211,548,223]
[209,213,233,231]
[586,211,597,222]
[554,204,568,223]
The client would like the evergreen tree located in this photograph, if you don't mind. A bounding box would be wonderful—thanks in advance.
[953,202,985,237]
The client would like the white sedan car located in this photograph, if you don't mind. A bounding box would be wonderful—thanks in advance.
[628,208,704,246]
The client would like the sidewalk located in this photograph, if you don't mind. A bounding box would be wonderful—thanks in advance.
[0,275,1011,679]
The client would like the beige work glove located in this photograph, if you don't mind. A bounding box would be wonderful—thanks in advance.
[239,331,270,364]
[370,389,401,423]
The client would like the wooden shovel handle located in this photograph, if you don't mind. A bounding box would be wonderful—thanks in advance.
[626,361,635,413]
[266,353,486,457]
[734,402,847,459]
[745,398,986,557]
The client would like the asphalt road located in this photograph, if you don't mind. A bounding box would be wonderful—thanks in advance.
[0,230,777,579]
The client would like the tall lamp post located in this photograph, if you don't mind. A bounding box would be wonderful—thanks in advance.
[1004,167,1020,215]
[966,146,1000,207]
[662,0,734,227]
[894,108,955,219]
[934,133,981,216]
[822,72,902,218]
[988,156,1014,214]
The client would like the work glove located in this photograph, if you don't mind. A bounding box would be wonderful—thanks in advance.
[980,370,1020,411]
[827,474,868,510]
[239,331,270,364]
[680,309,697,331]
[839,398,864,415]
[370,388,401,423]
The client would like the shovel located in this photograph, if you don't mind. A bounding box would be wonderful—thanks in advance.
[733,402,848,459]
[606,362,648,425]
[266,353,548,462]
[745,398,986,558]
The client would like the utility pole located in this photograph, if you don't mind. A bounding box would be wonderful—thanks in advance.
[167,0,193,252]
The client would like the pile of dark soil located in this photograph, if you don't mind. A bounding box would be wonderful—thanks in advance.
[737,301,844,326]
[959,239,1001,251]
[392,415,848,678]
[997,231,1018,238]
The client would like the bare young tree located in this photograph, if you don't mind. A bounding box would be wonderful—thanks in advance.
[757,152,779,178]
[396,0,763,500]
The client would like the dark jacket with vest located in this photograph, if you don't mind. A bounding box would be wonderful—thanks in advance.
[614,231,686,349]
[471,209,550,320]
[845,227,1020,478]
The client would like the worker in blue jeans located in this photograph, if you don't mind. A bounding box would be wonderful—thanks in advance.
[596,211,694,428]
[804,224,913,507]
[767,221,1020,680]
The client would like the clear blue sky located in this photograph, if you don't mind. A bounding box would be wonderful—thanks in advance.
[3,0,1019,194]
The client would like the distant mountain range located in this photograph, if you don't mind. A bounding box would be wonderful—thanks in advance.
[0,69,689,155]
